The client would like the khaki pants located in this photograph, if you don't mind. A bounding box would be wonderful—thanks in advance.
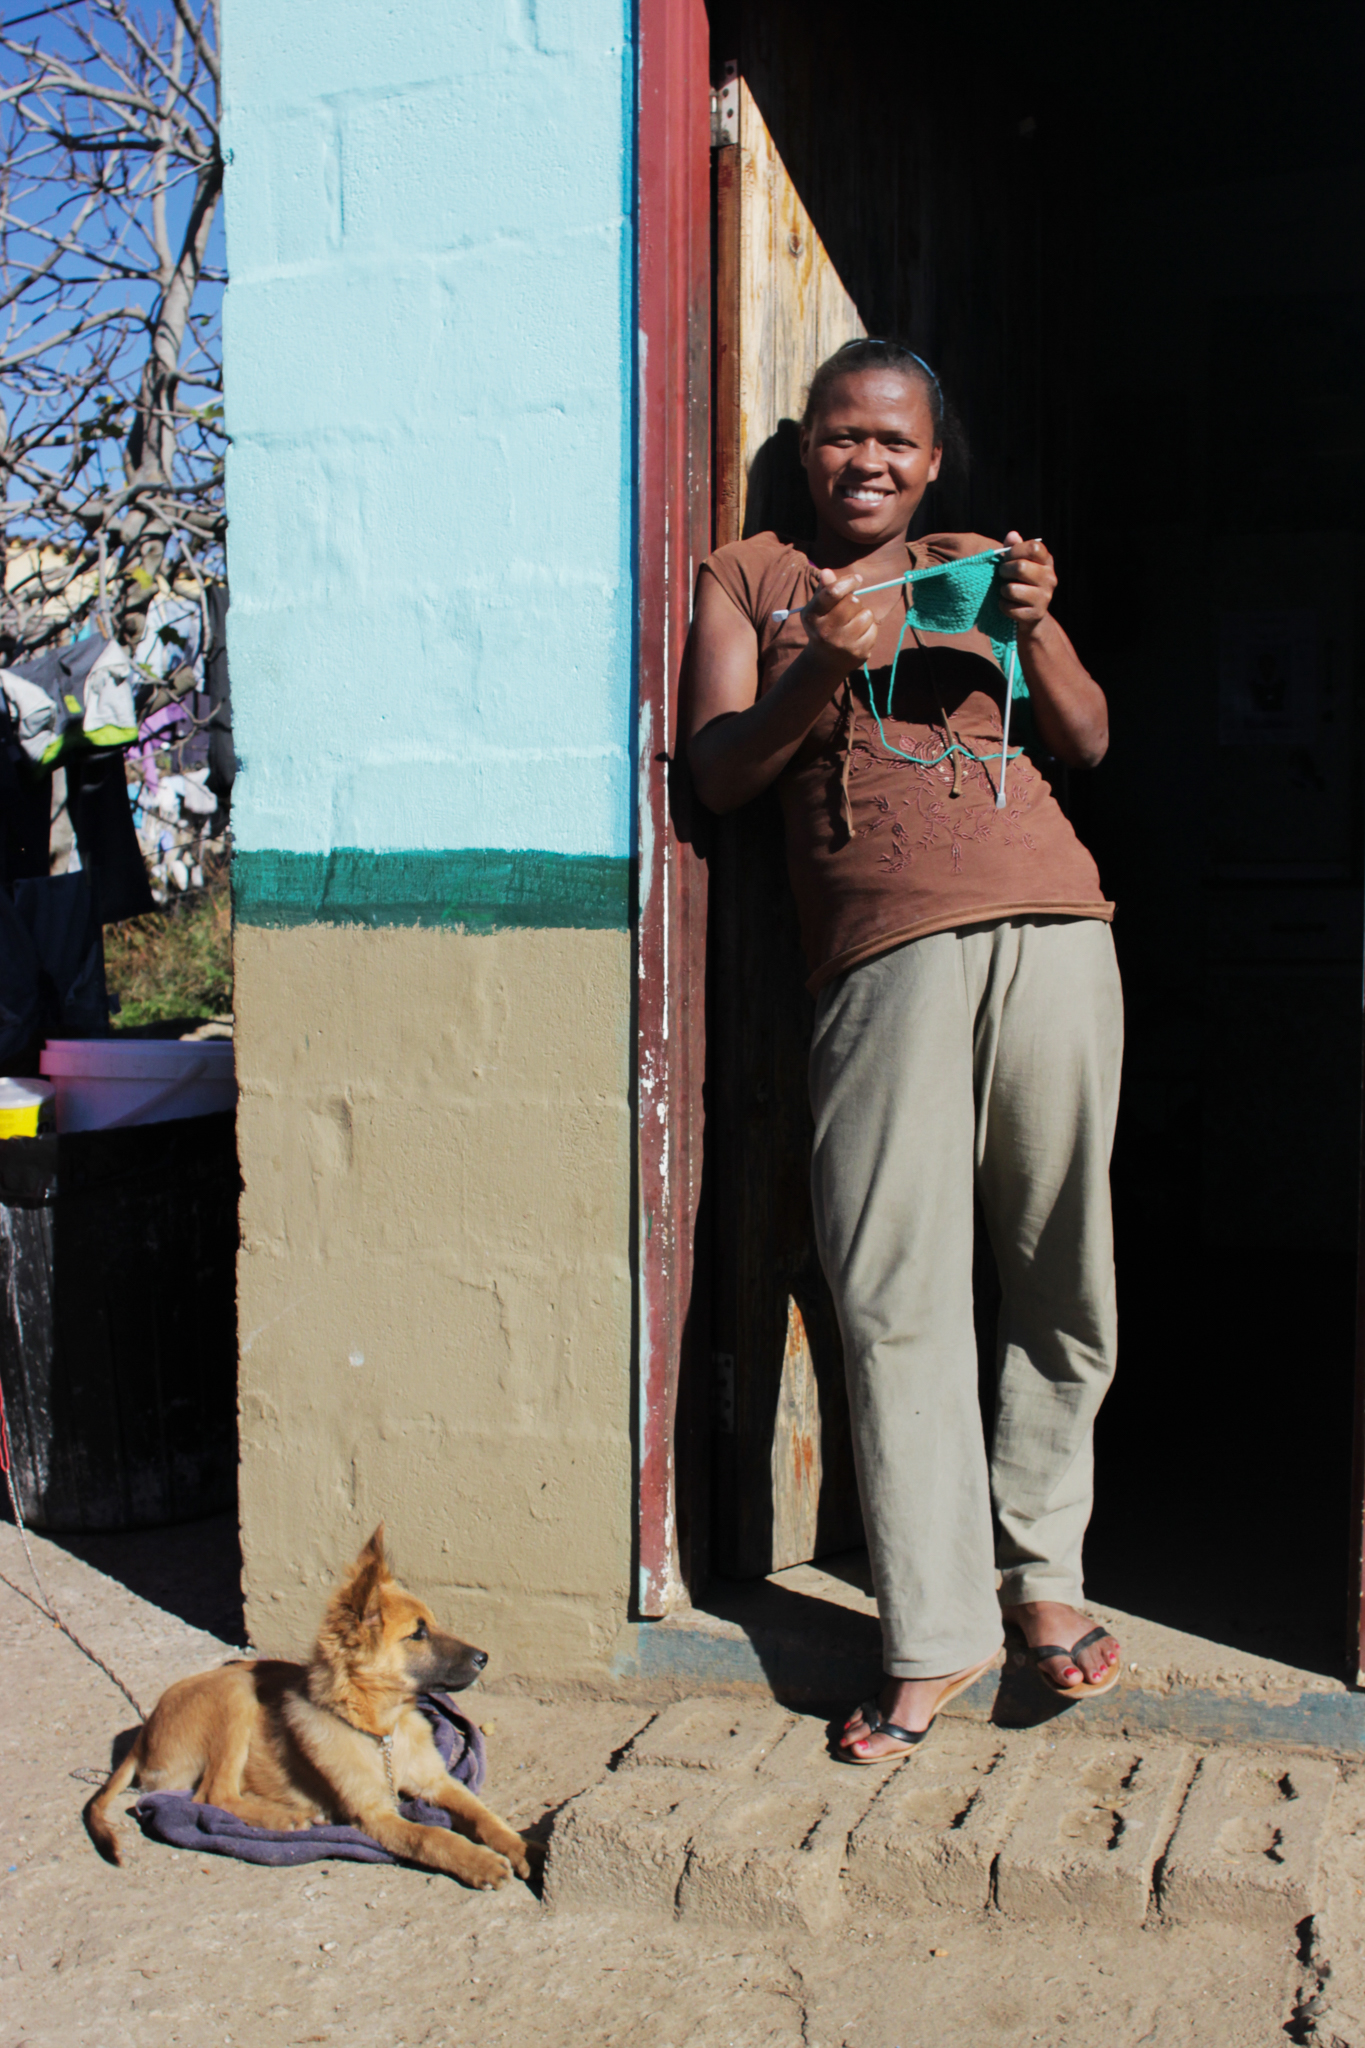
[809,918,1123,1679]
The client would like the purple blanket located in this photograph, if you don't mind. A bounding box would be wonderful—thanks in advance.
[132,1691,487,1866]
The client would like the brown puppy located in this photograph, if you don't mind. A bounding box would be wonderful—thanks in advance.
[85,1526,536,1889]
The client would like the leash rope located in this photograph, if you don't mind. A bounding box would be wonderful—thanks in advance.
[0,1375,146,1720]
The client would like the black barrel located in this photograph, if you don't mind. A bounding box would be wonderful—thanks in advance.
[0,1111,239,1530]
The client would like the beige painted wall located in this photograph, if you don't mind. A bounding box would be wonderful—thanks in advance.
[233,922,633,1685]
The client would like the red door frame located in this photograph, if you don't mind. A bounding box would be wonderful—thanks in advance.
[634,0,711,1615]
[1350,1060,1365,1682]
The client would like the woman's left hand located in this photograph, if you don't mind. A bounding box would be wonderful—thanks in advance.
[995,531,1056,633]
[996,531,1110,768]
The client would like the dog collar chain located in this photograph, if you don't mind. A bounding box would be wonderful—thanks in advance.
[321,1700,400,1802]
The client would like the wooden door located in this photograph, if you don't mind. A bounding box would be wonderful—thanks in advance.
[708,72,866,1578]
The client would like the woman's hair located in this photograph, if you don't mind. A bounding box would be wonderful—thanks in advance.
[800,337,946,446]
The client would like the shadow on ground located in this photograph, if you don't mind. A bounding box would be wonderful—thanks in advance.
[47,1508,247,1646]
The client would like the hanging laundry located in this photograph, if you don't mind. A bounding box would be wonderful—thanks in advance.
[203,582,235,801]
[0,635,138,766]
[66,749,154,923]
[0,871,109,1069]
[132,592,205,692]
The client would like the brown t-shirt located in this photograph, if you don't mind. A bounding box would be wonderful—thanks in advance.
[700,530,1114,992]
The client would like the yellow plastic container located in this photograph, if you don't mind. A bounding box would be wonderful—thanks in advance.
[0,1077,57,1138]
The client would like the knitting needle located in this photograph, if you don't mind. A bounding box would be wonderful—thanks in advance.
[769,573,910,621]
[768,547,1029,804]
[770,545,1024,621]
[769,571,916,621]
[996,638,1019,809]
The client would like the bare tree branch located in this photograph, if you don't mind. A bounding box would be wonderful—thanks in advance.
[0,0,223,654]
[169,0,216,87]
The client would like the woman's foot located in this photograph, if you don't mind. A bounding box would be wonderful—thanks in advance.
[1001,1601,1120,1691]
[839,1659,995,1761]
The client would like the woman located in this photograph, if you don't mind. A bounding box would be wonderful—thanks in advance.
[684,339,1123,1762]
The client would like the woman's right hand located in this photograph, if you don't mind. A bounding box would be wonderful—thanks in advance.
[683,564,878,814]
[803,568,877,674]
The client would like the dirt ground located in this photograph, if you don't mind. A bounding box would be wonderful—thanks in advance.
[3,1524,1363,2048]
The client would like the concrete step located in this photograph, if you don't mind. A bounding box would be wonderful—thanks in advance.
[544,1699,1342,1933]
[610,1551,1365,1757]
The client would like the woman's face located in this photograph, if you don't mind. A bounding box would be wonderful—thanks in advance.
[800,369,943,550]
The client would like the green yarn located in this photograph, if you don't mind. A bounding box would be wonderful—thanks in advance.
[906,548,1028,695]
[859,548,1027,808]
[864,597,1022,777]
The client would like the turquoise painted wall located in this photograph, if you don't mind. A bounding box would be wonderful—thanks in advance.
[221,0,634,915]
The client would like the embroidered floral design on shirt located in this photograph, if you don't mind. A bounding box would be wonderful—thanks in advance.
[853,731,1039,876]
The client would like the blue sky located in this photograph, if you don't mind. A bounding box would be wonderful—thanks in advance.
[0,0,225,548]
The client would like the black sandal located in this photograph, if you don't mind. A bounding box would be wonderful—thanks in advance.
[839,1700,932,1765]
[1028,1624,1121,1700]
[839,1653,1000,1764]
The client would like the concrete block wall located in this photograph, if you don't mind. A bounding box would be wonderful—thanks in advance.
[221,0,637,1678]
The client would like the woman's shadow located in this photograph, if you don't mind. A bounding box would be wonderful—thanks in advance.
[742,419,814,543]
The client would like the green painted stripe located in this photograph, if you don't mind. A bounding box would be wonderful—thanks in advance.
[233,848,632,931]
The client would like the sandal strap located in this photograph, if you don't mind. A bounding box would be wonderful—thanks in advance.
[1028,1625,1115,1668]
[860,1701,930,1748]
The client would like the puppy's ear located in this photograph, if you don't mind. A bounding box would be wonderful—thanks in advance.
[335,1526,390,1631]
[338,1551,386,1633]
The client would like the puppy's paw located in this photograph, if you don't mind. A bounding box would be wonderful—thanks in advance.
[483,1827,541,1880]
[466,1846,513,1891]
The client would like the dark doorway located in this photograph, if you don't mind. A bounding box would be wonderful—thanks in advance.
[703,0,1365,1675]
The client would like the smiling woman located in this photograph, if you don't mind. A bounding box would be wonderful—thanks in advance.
[682,336,1124,1761]
[684,341,1113,967]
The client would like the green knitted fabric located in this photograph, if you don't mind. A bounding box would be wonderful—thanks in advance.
[908,549,1028,698]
